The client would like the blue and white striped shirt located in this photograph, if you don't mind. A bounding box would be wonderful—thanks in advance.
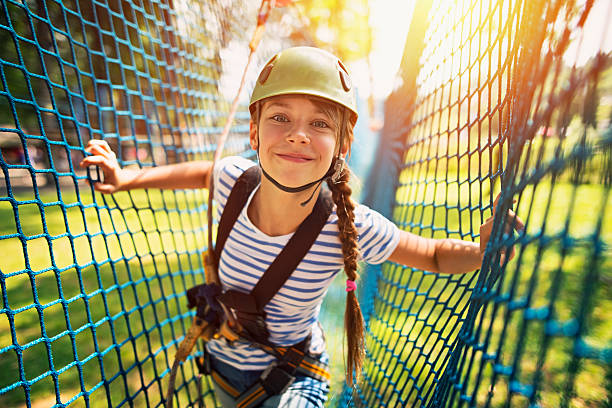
[206,156,400,370]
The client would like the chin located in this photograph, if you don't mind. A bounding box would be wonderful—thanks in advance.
[272,170,322,189]
[277,176,312,188]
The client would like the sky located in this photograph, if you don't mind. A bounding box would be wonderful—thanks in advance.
[347,0,416,100]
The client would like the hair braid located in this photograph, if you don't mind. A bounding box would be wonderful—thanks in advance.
[327,170,364,386]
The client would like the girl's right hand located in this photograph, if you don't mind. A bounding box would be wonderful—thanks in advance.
[79,140,128,194]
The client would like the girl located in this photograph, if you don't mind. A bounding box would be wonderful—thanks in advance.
[80,47,523,408]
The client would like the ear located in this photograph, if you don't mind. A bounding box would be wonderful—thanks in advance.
[340,141,349,156]
[249,120,258,151]
[337,138,350,157]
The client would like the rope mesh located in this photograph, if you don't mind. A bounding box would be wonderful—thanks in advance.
[351,0,611,407]
[0,0,297,406]
[1,0,610,407]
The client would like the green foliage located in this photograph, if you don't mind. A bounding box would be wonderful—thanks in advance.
[292,0,372,62]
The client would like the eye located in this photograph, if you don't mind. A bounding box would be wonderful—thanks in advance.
[271,114,289,122]
[312,120,330,129]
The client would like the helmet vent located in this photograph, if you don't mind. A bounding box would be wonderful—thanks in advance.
[258,64,274,84]
[337,60,351,92]
[258,55,278,84]
[339,69,352,92]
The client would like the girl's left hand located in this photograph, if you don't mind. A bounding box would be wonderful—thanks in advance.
[479,194,525,264]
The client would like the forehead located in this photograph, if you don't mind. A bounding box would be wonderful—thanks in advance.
[262,94,332,114]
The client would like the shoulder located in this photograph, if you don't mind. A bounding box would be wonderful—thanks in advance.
[213,156,258,206]
[353,204,392,229]
[214,155,257,185]
[352,203,401,264]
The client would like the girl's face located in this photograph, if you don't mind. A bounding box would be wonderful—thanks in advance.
[250,95,344,189]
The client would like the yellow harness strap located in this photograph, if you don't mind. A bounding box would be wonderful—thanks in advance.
[208,349,331,408]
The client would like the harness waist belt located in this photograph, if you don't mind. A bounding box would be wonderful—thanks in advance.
[210,348,331,408]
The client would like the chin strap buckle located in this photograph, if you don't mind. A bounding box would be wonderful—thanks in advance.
[331,157,345,184]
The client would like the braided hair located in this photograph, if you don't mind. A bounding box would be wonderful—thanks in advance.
[325,108,363,386]
[253,97,364,385]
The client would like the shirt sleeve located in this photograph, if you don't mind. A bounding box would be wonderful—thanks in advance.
[212,156,258,211]
[354,204,401,264]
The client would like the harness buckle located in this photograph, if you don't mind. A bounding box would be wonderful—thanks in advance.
[260,362,295,395]
[195,346,212,375]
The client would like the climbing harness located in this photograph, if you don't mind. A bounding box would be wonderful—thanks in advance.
[176,165,333,408]
[196,337,330,408]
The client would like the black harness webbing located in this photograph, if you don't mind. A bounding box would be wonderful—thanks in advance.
[216,168,333,343]
[189,165,333,407]
[213,166,261,267]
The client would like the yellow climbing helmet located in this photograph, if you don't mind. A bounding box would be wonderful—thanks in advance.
[249,46,358,122]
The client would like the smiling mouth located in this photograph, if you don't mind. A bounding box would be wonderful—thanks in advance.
[276,153,314,163]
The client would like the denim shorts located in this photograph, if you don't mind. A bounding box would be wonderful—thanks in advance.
[209,353,330,408]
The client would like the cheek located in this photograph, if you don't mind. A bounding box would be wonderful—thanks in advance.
[259,125,284,146]
[316,135,338,158]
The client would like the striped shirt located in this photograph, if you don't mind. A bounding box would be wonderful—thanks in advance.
[206,156,400,370]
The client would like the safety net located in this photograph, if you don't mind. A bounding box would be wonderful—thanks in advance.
[352,0,611,407]
[0,0,611,408]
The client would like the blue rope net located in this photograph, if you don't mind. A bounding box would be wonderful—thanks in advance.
[350,0,611,407]
[0,0,298,406]
[1,0,610,407]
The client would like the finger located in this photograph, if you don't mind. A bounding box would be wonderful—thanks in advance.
[504,209,525,232]
[87,144,114,160]
[87,139,113,154]
[499,245,516,265]
[84,139,102,152]
[480,217,494,236]
[79,155,115,173]
[84,141,114,159]
[93,182,115,194]
[79,155,104,167]
[509,246,516,261]
[79,155,105,167]
[83,144,99,156]
[512,214,525,232]
[482,216,493,227]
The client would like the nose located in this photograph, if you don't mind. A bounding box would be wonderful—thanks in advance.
[286,124,310,144]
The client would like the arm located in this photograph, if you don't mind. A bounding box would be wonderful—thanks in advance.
[79,140,213,193]
[115,161,213,191]
[386,232,480,274]
[387,195,524,275]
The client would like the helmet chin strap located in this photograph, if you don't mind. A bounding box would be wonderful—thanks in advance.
[259,162,334,194]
